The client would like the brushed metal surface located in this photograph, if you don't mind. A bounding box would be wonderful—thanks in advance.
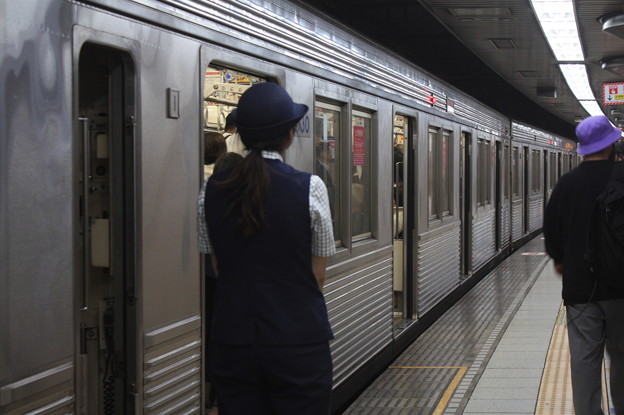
[325,257,393,387]
[0,0,75,405]
[143,321,202,414]
[472,211,497,270]
[417,225,461,317]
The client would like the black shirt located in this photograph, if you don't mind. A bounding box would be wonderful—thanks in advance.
[544,159,624,304]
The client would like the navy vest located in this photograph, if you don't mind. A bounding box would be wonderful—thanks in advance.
[204,159,333,345]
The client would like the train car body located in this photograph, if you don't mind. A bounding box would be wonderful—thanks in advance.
[0,1,577,414]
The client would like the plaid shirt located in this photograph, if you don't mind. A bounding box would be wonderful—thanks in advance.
[197,151,336,257]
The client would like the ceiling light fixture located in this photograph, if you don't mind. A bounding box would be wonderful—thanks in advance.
[559,64,594,99]
[530,0,603,118]
[530,0,583,61]
[579,100,604,117]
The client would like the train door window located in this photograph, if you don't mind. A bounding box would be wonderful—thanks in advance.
[428,127,453,221]
[477,139,492,207]
[549,153,557,188]
[440,131,452,216]
[352,110,373,240]
[393,115,406,209]
[314,102,342,244]
[531,149,541,194]
[512,146,520,198]
[428,129,438,220]
[203,65,268,132]
[543,150,548,199]
[562,154,570,174]
[503,143,510,200]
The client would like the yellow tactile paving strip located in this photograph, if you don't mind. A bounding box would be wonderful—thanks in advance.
[535,305,575,414]
[536,304,613,415]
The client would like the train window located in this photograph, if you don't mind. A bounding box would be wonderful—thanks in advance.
[314,102,341,243]
[393,115,406,209]
[203,65,267,131]
[428,127,453,220]
[352,110,373,240]
[477,139,492,207]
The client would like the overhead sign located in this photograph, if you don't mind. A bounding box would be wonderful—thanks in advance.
[603,83,624,105]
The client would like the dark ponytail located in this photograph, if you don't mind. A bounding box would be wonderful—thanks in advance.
[217,132,291,237]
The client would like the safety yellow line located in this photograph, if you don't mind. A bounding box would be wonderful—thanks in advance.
[388,366,468,415]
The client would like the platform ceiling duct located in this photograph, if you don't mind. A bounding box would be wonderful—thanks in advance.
[537,87,557,98]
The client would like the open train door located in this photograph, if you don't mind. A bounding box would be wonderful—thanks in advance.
[392,112,416,332]
[460,131,472,276]
[74,33,139,414]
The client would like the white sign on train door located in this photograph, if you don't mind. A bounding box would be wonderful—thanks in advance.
[603,82,624,105]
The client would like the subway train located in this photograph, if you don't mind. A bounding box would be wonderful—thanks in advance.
[0,0,581,414]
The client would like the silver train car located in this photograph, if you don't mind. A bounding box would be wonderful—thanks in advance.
[0,0,578,413]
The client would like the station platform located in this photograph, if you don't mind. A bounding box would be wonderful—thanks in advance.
[342,235,615,415]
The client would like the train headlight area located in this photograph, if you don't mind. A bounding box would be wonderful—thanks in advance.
[2,0,616,414]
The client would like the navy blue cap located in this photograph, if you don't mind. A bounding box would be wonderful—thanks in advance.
[231,83,308,142]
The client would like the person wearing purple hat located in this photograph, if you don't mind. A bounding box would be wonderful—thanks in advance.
[200,82,335,415]
[544,115,624,415]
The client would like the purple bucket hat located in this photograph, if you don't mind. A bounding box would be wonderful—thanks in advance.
[576,115,622,155]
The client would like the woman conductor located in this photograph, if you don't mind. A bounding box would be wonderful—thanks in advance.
[201,82,336,414]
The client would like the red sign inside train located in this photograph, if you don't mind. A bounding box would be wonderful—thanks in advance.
[603,83,624,105]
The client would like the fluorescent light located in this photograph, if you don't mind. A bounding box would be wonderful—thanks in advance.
[559,64,595,99]
[579,101,604,116]
[531,0,605,117]
[530,0,583,61]
[558,64,604,117]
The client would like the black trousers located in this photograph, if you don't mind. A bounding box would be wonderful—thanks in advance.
[212,342,332,415]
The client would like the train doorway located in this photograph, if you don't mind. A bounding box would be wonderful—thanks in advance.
[543,150,549,204]
[460,132,472,276]
[76,43,137,415]
[392,114,414,333]
[495,141,502,251]
[523,146,530,235]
